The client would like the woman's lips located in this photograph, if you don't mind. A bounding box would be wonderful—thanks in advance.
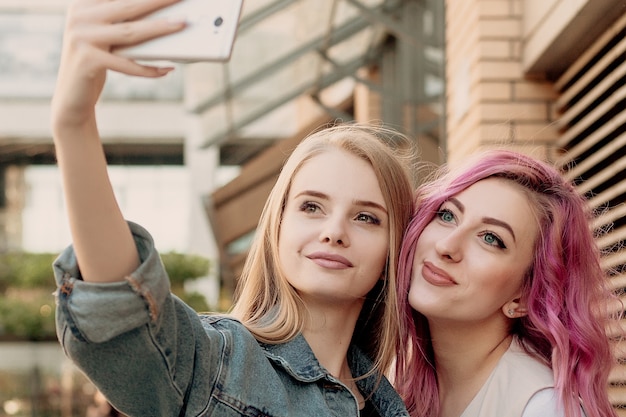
[307,252,353,269]
[421,261,457,286]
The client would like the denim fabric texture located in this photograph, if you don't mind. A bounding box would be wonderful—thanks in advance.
[53,222,409,417]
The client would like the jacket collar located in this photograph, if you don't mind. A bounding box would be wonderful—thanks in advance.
[260,334,376,387]
[259,333,327,382]
[260,334,409,416]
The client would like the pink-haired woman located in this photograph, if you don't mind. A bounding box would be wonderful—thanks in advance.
[395,150,620,417]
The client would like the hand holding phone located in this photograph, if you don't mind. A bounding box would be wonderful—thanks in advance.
[114,0,244,63]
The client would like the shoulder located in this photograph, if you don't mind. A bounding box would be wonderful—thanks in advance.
[468,340,556,416]
[500,339,554,387]
[522,389,567,417]
[199,313,242,326]
[197,313,271,348]
[198,313,250,336]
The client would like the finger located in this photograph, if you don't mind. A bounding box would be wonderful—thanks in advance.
[73,17,185,50]
[52,43,173,126]
[89,46,176,77]
[84,0,182,24]
[113,18,187,48]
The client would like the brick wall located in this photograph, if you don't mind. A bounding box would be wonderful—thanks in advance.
[445,0,560,164]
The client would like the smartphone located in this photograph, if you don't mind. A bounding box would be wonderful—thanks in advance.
[114,0,244,63]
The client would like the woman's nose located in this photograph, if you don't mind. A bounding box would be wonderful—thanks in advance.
[434,230,462,262]
[320,217,350,246]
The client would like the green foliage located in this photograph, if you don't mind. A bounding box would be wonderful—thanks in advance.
[177,291,211,313]
[0,251,212,340]
[0,252,57,293]
[0,252,58,340]
[0,292,56,341]
[161,251,210,286]
[163,252,212,313]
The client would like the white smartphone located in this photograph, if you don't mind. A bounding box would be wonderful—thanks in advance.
[114,0,244,63]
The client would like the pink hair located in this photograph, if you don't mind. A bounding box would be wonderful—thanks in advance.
[395,150,620,417]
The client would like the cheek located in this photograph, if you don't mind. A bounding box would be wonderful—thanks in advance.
[370,239,389,272]
[277,218,297,267]
[415,222,439,248]
[476,264,526,302]
[276,225,287,257]
[278,213,302,246]
[411,232,435,267]
[406,268,440,315]
[489,236,535,298]
[407,276,420,309]
[361,232,390,277]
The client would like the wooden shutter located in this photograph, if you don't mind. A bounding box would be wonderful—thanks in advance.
[553,12,626,413]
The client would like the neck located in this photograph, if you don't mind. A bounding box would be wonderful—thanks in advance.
[302,303,367,410]
[428,318,512,417]
[301,299,362,378]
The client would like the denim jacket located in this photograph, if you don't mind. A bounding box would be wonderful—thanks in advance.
[53,222,409,417]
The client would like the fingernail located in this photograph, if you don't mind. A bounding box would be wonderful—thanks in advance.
[166,16,187,26]
[157,67,175,75]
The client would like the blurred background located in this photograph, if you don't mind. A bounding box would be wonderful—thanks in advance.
[0,0,624,415]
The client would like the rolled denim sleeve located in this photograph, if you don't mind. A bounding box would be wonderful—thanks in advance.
[53,222,215,416]
[53,222,170,343]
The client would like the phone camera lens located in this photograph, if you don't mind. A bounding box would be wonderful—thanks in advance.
[214,17,224,27]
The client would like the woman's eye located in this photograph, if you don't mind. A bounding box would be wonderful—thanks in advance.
[437,209,455,223]
[356,213,381,225]
[481,232,506,249]
[300,202,320,213]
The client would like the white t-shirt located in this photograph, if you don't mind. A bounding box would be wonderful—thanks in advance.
[523,389,586,417]
[460,338,554,417]
[523,389,563,417]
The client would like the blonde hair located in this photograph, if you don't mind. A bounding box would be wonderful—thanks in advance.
[230,122,416,377]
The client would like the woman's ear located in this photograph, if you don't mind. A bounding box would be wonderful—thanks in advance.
[502,298,528,319]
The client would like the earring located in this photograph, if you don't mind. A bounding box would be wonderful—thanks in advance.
[508,309,515,317]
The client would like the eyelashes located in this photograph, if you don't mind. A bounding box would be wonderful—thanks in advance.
[299,202,381,225]
[436,208,507,249]
[479,231,506,249]
[300,201,320,213]
[355,213,381,225]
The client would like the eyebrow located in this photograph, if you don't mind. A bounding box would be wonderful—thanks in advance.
[448,197,517,242]
[296,190,388,214]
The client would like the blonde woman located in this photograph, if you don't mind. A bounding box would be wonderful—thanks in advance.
[51,1,415,415]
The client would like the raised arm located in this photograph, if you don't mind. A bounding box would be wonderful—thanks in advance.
[51,0,185,282]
